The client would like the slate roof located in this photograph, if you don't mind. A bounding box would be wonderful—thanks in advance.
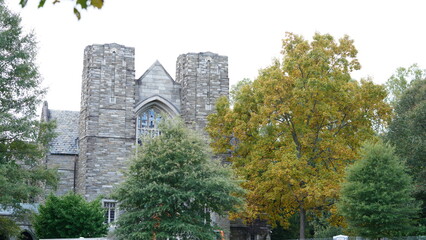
[49,110,79,155]
[0,203,39,215]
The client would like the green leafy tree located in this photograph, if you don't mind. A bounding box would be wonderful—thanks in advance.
[207,32,391,239]
[19,0,103,19]
[338,141,420,238]
[270,214,312,240]
[309,212,343,238]
[33,193,108,238]
[114,118,243,240]
[0,216,21,239]
[386,79,426,233]
[385,64,426,108]
[0,0,57,237]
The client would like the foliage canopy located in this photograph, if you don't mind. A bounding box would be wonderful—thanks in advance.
[207,32,391,239]
[386,78,426,233]
[0,216,21,239]
[386,79,426,189]
[385,64,426,108]
[114,118,243,240]
[33,193,108,239]
[338,141,420,238]
[1,1,57,237]
[0,1,57,237]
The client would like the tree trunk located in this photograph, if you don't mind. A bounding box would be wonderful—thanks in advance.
[299,206,306,240]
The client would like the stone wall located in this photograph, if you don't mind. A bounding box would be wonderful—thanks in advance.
[176,52,229,130]
[40,103,79,196]
[176,52,231,238]
[136,61,181,114]
[77,43,136,201]
[45,154,76,196]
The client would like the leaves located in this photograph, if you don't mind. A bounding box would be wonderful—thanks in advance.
[338,141,420,238]
[385,78,426,234]
[76,0,88,9]
[91,0,103,9]
[33,193,108,238]
[385,64,426,108]
[73,7,81,20]
[19,0,28,7]
[207,32,391,237]
[114,118,244,240]
[0,0,57,212]
[0,216,20,239]
[19,0,104,20]
[387,79,426,184]
[38,0,46,8]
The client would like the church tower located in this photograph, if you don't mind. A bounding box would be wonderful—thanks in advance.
[77,43,136,200]
[175,52,229,130]
[176,52,231,237]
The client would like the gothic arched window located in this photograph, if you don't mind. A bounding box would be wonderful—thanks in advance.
[137,108,162,138]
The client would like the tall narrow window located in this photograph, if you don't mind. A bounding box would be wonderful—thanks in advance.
[103,200,116,224]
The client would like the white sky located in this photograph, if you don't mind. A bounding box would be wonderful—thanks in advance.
[5,0,426,111]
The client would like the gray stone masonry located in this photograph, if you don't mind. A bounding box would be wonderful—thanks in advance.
[77,43,136,200]
[45,154,76,196]
[40,44,270,239]
[176,52,229,131]
[176,52,230,239]
[136,60,181,115]
[40,102,78,196]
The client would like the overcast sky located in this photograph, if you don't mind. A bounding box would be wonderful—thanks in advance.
[5,0,426,111]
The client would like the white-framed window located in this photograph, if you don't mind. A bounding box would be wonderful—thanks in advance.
[102,200,117,224]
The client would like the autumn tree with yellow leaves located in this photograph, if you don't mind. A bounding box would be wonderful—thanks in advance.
[206,32,391,239]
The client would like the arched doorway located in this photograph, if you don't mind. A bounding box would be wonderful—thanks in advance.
[19,231,34,240]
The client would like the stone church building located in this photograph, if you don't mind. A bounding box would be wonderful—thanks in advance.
[41,43,270,240]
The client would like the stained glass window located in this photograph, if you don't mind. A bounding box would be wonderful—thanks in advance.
[137,108,162,138]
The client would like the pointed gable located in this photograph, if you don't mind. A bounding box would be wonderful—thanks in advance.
[138,60,175,83]
[136,60,181,113]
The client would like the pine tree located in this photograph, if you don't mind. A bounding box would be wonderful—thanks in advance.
[338,141,420,238]
[114,118,243,240]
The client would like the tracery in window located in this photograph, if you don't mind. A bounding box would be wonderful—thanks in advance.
[137,108,162,138]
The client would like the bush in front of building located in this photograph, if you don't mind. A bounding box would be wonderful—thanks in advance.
[33,193,108,239]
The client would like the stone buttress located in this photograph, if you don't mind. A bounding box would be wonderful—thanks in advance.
[77,43,136,200]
